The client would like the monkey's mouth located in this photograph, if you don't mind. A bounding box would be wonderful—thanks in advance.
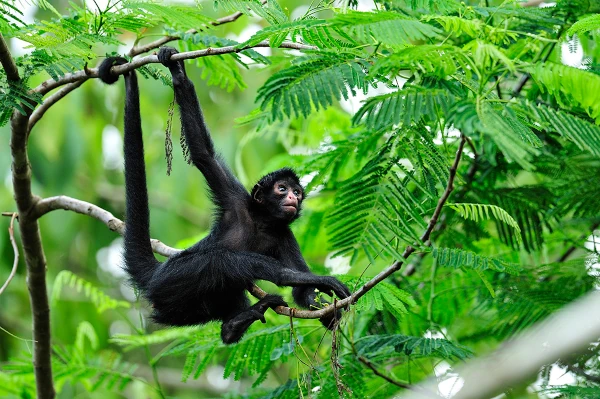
[283,205,297,214]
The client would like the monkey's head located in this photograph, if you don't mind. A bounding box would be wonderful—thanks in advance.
[251,168,304,223]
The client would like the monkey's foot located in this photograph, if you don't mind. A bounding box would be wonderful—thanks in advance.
[255,294,288,313]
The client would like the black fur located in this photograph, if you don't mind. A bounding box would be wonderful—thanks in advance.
[98,49,350,344]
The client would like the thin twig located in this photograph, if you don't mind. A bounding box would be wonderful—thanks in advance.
[557,220,600,263]
[511,27,563,98]
[28,80,87,134]
[358,356,413,390]
[34,41,317,96]
[0,213,20,295]
[35,195,178,257]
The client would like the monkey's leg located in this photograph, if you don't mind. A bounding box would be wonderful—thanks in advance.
[221,294,287,344]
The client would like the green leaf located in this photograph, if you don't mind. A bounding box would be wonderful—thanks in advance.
[356,334,473,361]
[332,10,441,47]
[477,101,541,170]
[528,62,600,123]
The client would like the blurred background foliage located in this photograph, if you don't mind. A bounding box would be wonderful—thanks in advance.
[1,0,600,398]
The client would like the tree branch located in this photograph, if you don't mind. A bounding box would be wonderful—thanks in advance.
[4,29,55,398]
[0,32,20,81]
[35,196,178,257]
[28,80,87,134]
[34,41,317,96]
[0,213,20,295]
[10,108,56,399]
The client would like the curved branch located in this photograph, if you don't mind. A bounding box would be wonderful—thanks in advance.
[35,41,317,96]
[36,196,178,257]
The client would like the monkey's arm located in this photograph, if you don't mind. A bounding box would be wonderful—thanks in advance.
[158,47,248,209]
[281,238,350,328]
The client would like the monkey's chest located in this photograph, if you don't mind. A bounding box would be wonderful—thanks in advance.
[220,228,280,257]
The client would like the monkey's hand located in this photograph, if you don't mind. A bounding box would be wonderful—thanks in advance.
[158,47,186,77]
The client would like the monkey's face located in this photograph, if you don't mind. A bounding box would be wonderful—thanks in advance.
[273,179,303,219]
[254,178,303,223]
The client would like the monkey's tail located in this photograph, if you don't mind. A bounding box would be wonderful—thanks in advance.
[98,57,160,290]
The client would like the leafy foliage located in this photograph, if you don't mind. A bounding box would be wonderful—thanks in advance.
[528,62,600,123]
[355,334,472,361]
[3,1,600,398]
[331,10,441,47]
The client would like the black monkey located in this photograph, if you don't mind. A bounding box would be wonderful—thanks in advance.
[98,50,350,344]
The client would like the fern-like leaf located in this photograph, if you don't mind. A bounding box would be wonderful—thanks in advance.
[352,86,455,129]
[124,2,214,32]
[223,324,290,382]
[525,103,600,157]
[477,101,541,170]
[372,44,472,79]
[217,0,288,25]
[110,326,199,351]
[447,203,522,241]
[326,141,427,262]
[257,53,370,120]
[432,247,521,275]
[52,270,130,313]
[568,13,600,35]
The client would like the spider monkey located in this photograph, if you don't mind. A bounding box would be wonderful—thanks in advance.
[98,48,350,344]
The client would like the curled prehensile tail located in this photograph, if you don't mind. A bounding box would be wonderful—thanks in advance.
[98,58,160,290]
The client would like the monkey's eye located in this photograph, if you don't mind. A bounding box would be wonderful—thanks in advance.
[293,189,300,197]
[278,185,286,193]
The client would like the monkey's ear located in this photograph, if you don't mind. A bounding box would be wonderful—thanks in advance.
[251,184,264,203]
